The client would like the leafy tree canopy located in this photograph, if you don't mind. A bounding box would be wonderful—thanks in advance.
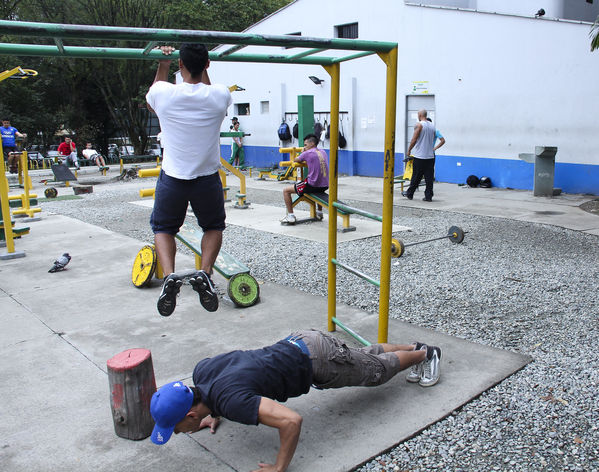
[1,0,291,154]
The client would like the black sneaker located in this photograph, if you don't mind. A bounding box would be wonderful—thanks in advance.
[422,197,432,202]
[157,273,182,317]
[189,271,219,312]
[402,191,413,200]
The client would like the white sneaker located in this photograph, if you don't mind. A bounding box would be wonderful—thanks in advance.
[406,344,427,383]
[316,210,324,221]
[419,346,441,387]
[280,213,297,225]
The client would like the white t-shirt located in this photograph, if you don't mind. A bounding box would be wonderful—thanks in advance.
[146,81,232,180]
[82,149,98,159]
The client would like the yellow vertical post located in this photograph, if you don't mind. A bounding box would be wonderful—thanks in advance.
[377,47,398,343]
[19,152,31,211]
[0,141,16,253]
[323,62,340,332]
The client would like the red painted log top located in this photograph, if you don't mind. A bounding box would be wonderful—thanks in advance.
[107,348,151,372]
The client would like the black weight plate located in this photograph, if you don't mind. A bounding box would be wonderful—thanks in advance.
[44,187,58,198]
[448,226,465,244]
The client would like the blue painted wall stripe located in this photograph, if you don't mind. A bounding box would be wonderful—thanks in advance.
[220,145,599,195]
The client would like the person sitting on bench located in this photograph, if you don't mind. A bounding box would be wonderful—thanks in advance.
[57,137,80,170]
[149,329,441,472]
[82,142,107,170]
[281,133,329,225]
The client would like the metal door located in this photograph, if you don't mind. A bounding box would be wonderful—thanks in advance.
[405,95,435,157]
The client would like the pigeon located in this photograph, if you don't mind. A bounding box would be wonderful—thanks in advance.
[535,8,545,18]
[49,253,71,273]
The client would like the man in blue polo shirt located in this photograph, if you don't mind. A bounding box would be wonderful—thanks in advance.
[149,329,442,472]
[1,119,26,173]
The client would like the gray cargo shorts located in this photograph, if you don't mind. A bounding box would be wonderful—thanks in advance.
[287,329,402,389]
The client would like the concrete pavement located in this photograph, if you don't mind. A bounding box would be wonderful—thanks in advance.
[0,213,530,472]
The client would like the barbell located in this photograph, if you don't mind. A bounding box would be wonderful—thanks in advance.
[391,225,465,258]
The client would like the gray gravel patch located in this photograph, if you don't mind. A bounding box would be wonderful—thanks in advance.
[37,178,599,472]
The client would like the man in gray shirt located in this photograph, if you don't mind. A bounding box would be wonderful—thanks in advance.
[404,109,436,202]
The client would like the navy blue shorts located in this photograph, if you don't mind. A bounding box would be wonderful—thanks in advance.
[150,171,226,235]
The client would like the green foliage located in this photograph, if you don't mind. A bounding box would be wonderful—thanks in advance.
[1,0,292,154]
[592,16,599,51]
[167,0,292,32]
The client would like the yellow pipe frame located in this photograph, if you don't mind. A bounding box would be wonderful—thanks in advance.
[138,167,160,178]
[376,47,398,343]
[323,62,340,333]
[219,158,247,207]
[13,151,41,217]
[0,141,16,252]
[278,147,304,181]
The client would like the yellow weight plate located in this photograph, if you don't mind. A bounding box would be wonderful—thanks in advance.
[391,238,405,258]
[131,245,157,288]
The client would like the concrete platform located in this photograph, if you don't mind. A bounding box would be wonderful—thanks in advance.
[0,214,530,471]
[131,199,410,243]
[241,176,599,235]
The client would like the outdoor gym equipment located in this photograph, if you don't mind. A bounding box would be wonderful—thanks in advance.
[131,223,260,308]
[0,19,398,343]
[12,151,42,219]
[0,65,38,259]
[290,191,356,232]
[277,147,306,181]
[390,226,465,258]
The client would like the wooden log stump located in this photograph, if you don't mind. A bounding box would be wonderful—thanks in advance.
[107,348,156,440]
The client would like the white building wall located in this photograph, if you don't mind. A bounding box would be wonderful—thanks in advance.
[209,0,599,191]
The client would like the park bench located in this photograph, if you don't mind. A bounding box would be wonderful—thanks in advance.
[0,219,30,240]
[145,222,260,308]
[292,191,356,232]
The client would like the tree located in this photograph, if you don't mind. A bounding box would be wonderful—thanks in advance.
[1,0,293,154]
[592,15,599,51]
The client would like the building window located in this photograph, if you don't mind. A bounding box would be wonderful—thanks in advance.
[235,103,250,116]
[260,101,270,114]
[335,22,358,39]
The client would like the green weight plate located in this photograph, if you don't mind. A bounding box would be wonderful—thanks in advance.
[227,273,260,308]
[448,226,465,244]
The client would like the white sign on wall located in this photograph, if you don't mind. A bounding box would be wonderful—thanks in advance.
[411,81,430,94]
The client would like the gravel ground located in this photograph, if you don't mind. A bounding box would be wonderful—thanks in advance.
[39,177,599,472]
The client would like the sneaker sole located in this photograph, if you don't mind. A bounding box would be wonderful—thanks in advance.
[419,376,440,387]
[406,374,421,383]
[157,279,182,317]
[190,276,219,312]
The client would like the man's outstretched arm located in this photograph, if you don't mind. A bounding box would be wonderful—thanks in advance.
[147,46,174,112]
[254,397,303,472]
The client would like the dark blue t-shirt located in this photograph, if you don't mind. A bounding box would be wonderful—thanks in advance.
[192,341,312,425]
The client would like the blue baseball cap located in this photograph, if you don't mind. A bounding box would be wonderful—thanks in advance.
[150,381,194,445]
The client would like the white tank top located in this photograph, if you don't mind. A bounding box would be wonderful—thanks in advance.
[412,120,436,159]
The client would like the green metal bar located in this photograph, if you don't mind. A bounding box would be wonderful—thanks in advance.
[331,258,380,287]
[219,44,247,57]
[333,51,377,63]
[289,48,324,60]
[0,20,398,53]
[331,317,371,346]
[143,41,157,55]
[54,38,64,54]
[332,201,383,222]
[0,43,339,65]
[219,132,245,138]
